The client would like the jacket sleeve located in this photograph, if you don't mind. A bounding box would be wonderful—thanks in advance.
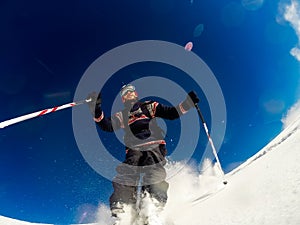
[147,101,189,120]
[94,111,124,132]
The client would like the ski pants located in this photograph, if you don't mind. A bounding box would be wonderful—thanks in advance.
[109,144,169,210]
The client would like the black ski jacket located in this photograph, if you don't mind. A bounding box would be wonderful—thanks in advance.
[95,100,189,149]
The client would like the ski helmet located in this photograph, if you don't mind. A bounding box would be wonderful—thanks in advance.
[120,84,136,97]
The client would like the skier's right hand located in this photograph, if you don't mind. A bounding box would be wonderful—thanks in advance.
[87,92,102,118]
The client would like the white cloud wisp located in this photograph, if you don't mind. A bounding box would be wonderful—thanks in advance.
[283,0,300,61]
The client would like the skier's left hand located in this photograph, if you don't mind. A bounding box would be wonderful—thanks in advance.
[188,91,199,104]
[182,91,199,111]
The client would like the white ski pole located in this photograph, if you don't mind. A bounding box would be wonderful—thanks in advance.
[195,103,227,185]
[0,98,91,129]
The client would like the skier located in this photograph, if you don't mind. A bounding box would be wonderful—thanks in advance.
[87,84,199,224]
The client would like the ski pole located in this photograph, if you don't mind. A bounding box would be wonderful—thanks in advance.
[194,103,227,185]
[0,98,92,129]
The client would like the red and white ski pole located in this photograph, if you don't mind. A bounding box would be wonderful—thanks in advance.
[0,98,91,129]
[195,103,227,185]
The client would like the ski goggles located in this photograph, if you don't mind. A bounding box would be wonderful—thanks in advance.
[120,84,136,97]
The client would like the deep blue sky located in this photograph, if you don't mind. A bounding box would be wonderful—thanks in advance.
[0,0,299,224]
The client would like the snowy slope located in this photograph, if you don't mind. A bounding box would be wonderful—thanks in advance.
[1,117,300,225]
[167,117,300,225]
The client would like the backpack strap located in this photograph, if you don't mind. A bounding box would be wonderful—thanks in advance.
[141,101,156,118]
[141,101,167,138]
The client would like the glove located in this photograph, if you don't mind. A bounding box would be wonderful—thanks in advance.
[87,92,102,118]
[182,91,200,110]
[188,91,199,104]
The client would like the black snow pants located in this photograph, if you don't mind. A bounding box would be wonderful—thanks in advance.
[109,144,169,210]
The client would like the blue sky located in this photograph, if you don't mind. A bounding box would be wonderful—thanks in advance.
[0,0,300,224]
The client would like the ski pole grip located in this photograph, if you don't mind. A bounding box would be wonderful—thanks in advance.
[194,103,205,124]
